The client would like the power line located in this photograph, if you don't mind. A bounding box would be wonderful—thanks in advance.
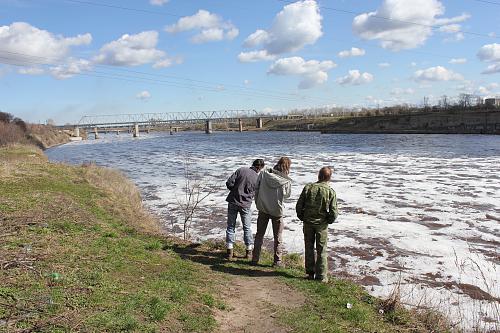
[0,51,328,103]
[62,0,181,17]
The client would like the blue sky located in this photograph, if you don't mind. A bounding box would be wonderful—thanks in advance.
[0,0,499,124]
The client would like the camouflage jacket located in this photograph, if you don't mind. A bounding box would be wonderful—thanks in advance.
[295,182,338,225]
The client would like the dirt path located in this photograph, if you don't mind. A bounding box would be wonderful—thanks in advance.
[215,275,305,333]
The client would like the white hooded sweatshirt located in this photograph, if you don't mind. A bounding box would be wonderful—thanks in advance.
[255,168,292,217]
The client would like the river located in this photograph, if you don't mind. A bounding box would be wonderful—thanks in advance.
[46,131,500,330]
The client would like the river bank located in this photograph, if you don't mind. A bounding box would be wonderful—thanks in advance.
[1,144,453,332]
[264,110,500,135]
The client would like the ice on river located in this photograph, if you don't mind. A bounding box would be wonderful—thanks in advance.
[47,131,500,330]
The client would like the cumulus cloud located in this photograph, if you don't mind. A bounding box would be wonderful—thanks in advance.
[268,56,336,89]
[165,10,238,43]
[238,50,276,63]
[337,70,374,85]
[136,90,151,100]
[150,0,168,6]
[477,43,500,74]
[338,47,366,58]
[49,58,92,79]
[242,0,322,58]
[477,43,500,63]
[352,0,470,51]
[94,31,175,68]
[0,22,91,65]
[449,58,467,64]
[413,66,463,82]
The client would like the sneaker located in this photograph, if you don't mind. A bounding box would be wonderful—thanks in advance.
[315,276,329,283]
[226,249,234,261]
[306,273,315,280]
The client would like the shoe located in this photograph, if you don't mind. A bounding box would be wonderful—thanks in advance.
[250,260,259,266]
[306,273,315,280]
[245,250,253,259]
[226,249,234,261]
[315,276,329,283]
[272,261,285,268]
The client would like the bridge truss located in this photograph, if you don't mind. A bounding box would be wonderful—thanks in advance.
[76,110,260,128]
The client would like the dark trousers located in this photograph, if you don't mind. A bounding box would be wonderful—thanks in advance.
[252,211,284,264]
[303,223,329,279]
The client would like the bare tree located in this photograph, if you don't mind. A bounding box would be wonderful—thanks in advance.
[176,156,222,240]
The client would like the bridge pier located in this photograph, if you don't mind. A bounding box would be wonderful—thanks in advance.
[94,127,99,140]
[256,117,263,129]
[169,126,173,135]
[74,126,80,137]
[133,123,139,138]
[205,120,212,134]
[238,119,243,132]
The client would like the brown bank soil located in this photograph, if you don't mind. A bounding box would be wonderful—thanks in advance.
[215,276,305,333]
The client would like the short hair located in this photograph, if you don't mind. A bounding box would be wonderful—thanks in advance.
[252,159,265,169]
[318,166,333,182]
[273,157,291,175]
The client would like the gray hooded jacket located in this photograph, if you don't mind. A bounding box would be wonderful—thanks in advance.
[255,168,292,217]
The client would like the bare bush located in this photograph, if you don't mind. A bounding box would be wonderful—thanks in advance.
[0,122,28,146]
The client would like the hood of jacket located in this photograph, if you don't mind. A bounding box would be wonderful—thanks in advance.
[261,168,291,189]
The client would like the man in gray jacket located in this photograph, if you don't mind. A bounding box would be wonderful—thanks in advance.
[225,159,265,260]
[252,157,292,267]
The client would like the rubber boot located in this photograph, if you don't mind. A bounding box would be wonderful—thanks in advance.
[226,249,234,261]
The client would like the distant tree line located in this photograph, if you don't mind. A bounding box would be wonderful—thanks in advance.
[285,94,499,119]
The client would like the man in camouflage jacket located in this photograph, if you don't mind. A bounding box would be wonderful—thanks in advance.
[295,166,338,282]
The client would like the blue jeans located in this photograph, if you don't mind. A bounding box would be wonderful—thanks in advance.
[226,203,254,250]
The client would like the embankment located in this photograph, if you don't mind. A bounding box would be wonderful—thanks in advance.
[322,110,500,134]
[0,145,455,332]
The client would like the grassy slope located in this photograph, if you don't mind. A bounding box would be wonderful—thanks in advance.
[0,145,448,332]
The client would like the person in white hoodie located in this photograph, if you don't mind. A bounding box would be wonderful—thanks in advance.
[251,157,292,267]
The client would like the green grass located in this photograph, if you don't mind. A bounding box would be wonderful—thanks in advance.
[0,145,450,333]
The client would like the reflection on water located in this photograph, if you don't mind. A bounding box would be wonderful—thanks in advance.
[47,131,500,329]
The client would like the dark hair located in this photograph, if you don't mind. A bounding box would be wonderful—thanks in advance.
[318,166,333,182]
[273,157,291,175]
[252,159,265,169]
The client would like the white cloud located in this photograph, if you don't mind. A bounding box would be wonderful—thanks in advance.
[337,70,374,85]
[238,50,276,63]
[268,56,336,89]
[165,10,238,43]
[352,0,470,51]
[410,62,418,67]
[18,66,45,75]
[244,79,250,85]
[414,66,463,82]
[477,43,500,74]
[477,43,500,62]
[378,62,390,68]
[150,0,168,6]
[338,47,366,58]
[482,63,500,74]
[449,58,467,64]
[0,22,91,65]
[438,24,461,33]
[136,90,151,100]
[242,0,322,58]
[94,31,175,68]
[49,58,92,79]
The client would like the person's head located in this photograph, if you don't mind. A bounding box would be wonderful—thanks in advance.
[252,159,265,172]
[273,157,291,175]
[318,166,333,182]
